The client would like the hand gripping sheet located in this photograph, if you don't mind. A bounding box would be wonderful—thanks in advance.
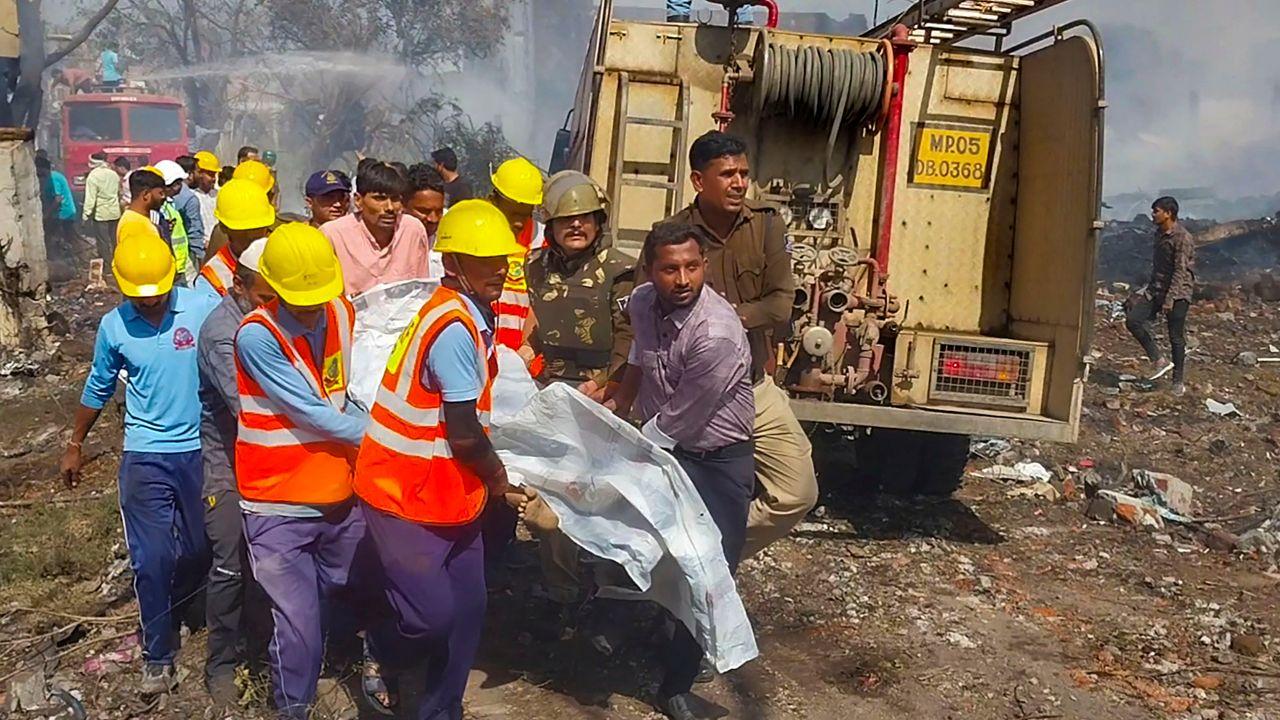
[348,281,758,671]
[491,380,759,673]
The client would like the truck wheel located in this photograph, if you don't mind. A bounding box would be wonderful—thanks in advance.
[854,429,969,497]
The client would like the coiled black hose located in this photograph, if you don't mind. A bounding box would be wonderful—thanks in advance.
[757,41,888,179]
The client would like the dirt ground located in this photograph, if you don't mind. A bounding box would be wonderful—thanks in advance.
[2,278,1280,720]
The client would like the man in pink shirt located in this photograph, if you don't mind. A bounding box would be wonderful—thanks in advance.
[320,161,432,296]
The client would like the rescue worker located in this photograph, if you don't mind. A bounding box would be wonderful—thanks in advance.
[162,158,207,273]
[196,238,274,706]
[191,151,221,245]
[524,170,635,625]
[82,150,122,262]
[355,200,528,720]
[488,157,544,355]
[234,223,366,719]
[651,131,818,560]
[60,225,220,695]
[194,179,276,298]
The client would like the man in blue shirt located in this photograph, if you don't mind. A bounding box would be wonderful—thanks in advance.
[99,42,123,86]
[60,224,219,695]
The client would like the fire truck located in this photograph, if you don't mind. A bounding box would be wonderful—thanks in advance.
[58,89,188,194]
[564,0,1103,492]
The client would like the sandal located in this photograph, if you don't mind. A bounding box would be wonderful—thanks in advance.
[360,658,399,716]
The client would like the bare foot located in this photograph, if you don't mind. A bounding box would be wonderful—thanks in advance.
[520,488,560,534]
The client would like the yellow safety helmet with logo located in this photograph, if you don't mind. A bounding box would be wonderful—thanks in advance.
[194,151,221,174]
[233,159,276,192]
[258,222,345,306]
[113,224,176,298]
[490,157,544,206]
[215,179,276,230]
[434,199,524,258]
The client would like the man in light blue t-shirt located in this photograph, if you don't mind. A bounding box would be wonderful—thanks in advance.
[61,228,219,696]
[99,42,123,86]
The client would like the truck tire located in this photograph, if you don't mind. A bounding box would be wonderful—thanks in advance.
[854,429,970,497]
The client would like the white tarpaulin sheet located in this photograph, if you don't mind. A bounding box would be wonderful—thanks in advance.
[349,282,758,672]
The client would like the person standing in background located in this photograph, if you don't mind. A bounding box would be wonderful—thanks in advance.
[98,41,123,87]
[1125,195,1195,396]
[237,146,260,164]
[114,156,132,205]
[320,161,431,296]
[36,156,80,264]
[405,163,446,241]
[153,160,194,284]
[82,151,122,262]
[172,157,208,271]
[303,170,352,229]
[195,179,276,299]
[431,147,472,207]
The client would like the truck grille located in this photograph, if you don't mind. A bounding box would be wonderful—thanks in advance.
[931,341,1033,408]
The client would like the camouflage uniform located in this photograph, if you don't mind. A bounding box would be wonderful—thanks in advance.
[527,235,635,386]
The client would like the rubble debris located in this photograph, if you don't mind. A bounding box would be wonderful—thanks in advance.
[969,437,1012,460]
[1007,482,1060,502]
[970,462,1052,483]
[1133,469,1195,517]
[1230,634,1266,657]
[1205,399,1243,418]
[1086,490,1167,529]
[6,667,47,713]
[1236,351,1260,367]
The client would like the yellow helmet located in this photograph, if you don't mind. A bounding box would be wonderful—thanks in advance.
[490,157,544,206]
[434,199,524,258]
[233,159,276,192]
[258,222,344,306]
[194,151,220,174]
[113,224,175,298]
[215,179,276,230]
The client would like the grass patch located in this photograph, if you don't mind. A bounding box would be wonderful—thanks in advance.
[0,493,122,586]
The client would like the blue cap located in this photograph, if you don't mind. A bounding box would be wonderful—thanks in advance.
[305,170,351,197]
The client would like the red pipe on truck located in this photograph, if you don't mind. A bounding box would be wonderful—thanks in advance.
[754,0,779,28]
[873,24,914,275]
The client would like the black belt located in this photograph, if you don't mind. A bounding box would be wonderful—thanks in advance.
[542,345,612,368]
[673,440,754,461]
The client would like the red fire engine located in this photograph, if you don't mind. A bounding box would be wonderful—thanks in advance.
[59,91,188,193]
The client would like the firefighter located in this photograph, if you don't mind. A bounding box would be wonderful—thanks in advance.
[354,199,528,720]
[194,179,276,298]
[488,157,545,354]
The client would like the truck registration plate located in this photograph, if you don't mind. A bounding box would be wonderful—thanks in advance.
[910,123,993,191]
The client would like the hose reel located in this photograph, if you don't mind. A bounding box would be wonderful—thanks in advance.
[754,39,893,179]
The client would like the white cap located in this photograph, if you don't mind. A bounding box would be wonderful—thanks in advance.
[238,238,268,273]
[153,160,188,185]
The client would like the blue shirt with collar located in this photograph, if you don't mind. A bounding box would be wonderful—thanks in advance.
[81,287,220,453]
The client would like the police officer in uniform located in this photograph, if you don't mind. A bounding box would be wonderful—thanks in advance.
[527,171,635,387]
[523,171,635,614]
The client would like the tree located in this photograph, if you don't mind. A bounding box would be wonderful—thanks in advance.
[104,0,515,175]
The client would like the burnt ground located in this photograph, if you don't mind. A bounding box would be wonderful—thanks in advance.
[3,277,1280,720]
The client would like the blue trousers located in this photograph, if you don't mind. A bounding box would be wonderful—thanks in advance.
[118,450,208,666]
[244,503,367,719]
[364,502,486,720]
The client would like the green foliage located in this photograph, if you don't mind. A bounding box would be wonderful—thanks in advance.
[0,493,120,586]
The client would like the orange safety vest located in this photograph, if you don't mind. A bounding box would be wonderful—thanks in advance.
[493,222,535,350]
[234,296,358,505]
[354,286,498,526]
[199,246,237,297]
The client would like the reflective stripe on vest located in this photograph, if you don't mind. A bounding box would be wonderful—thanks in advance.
[199,246,236,297]
[354,286,498,526]
[493,247,530,351]
[234,296,357,505]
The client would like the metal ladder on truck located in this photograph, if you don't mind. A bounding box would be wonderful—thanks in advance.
[606,72,692,253]
[869,0,1072,47]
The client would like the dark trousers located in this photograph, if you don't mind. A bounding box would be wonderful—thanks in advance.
[1126,296,1190,382]
[118,450,208,667]
[482,498,517,568]
[244,503,366,719]
[363,502,486,720]
[204,487,271,682]
[662,441,755,698]
[89,218,118,262]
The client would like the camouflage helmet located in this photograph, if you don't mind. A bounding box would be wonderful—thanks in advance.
[541,171,608,222]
